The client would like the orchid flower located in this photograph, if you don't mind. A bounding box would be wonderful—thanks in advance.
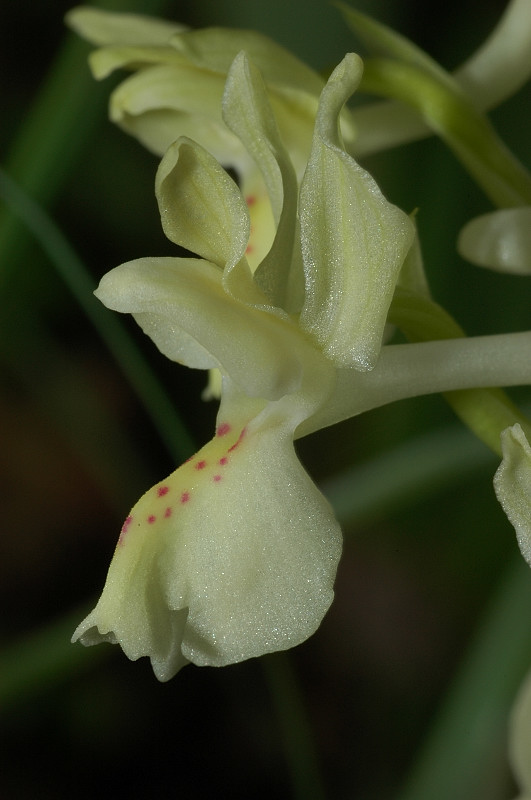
[71,48,531,680]
[72,52,413,680]
[66,5,355,269]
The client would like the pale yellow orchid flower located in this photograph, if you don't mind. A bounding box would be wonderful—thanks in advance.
[72,50,531,680]
[72,52,414,679]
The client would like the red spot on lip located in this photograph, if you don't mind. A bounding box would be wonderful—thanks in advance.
[228,426,247,452]
[147,515,156,524]
[164,507,172,518]
[181,492,190,504]
[195,460,207,470]
[246,195,256,206]
[245,245,254,254]
[118,515,133,545]
[213,475,222,482]
[216,422,231,437]
[157,485,169,497]
[219,456,228,465]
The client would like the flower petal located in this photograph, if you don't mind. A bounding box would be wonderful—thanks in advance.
[155,137,249,269]
[73,399,342,680]
[458,208,531,274]
[494,424,531,565]
[94,256,307,400]
[84,45,185,81]
[155,134,290,312]
[107,62,244,159]
[66,6,185,46]
[223,52,302,312]
[170,27,324,96]
[299,54,414,369]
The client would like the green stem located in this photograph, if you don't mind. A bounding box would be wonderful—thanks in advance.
[389,290,531,455]
[360,58,531,209]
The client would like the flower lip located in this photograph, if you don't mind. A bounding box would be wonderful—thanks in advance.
[73,392,343,680]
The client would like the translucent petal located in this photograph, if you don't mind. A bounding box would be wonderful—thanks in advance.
[94,256,306,400]
[110,63,225,123]
[65,6,185,46]
[170,27,324,96]
[88,45,190,80]
[458,208,531,274]
[155,137,249,269]
[223,53,286,228]
[155,134,289,312]
[299,54,414,369]
[494,424,531,565]
[108,63,245,160]
[223,52,302,311]
[73,401,342,680]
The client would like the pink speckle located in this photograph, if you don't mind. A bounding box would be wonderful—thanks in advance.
[181,491,190,504]
[147,515,156,524]
[228,426,247,452]
[219,456,228,466]
[157,485,169,497]
[246,195,256,206]
[195,460,207,470]
[118,515,133,545]
[213,474,222,482]
[216,422,231,437]
[164,507,172,518]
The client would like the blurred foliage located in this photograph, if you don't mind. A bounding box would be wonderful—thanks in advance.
[1,1,530,799]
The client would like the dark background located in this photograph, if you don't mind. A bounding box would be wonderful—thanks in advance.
[1,1,530,798]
